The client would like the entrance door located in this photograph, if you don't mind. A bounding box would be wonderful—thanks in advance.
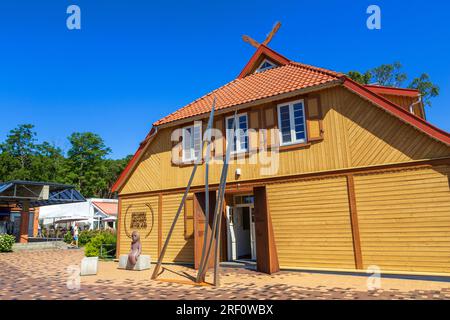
[227,204,256,261]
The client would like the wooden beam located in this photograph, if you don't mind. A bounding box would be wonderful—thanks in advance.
[119,157,450,199]
[193,193,202,270]
[263,22,281,46]
[19,201,30,244]
[242,35,260,48]
[193,192,216,270]
[158,193,163,259]
[157,279,212,287]
[116,197,122,258]
[346,174,363,270]
[254,186,280,274]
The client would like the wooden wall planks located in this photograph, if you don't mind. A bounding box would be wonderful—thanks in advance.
[355,166,450,273]
[266,176,356,269]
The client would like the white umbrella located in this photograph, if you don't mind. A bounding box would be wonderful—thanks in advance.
[54,217,91,224]
[102,216,117,222]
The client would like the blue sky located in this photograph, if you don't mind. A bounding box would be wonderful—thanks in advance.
[0,0,449,159]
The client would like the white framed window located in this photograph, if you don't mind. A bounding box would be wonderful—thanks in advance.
[277,100,307,146]
[182,123,202,162]
[226,113,248,153]
[255,59,276,73]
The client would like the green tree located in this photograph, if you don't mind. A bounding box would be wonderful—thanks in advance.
[66,132,112,198]
[347,70,372,85]
[0,151,17,182]
[31,142,66,182]
[1,125,130,199]
[101,155,132,198]
[370,62,407,87]
[347,62,439,107]
[408,73,440,107]
[0,124,37,181]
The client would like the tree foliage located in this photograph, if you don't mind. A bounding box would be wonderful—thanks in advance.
[371,62,407,87]
[408,73,440,107]
[65,132,112,197]
[347,62,439,107]
[0,124,130,198]
[347,71,372,85]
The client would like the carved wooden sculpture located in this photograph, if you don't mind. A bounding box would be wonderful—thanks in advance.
[128,231,142,266]
[242,22,281,48]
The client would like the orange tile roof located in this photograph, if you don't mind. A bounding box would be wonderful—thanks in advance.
[92,202,118,216]
[154,61,343,126]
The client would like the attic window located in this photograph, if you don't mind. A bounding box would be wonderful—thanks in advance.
[255,59,276,73]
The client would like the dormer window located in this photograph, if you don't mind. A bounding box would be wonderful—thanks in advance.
[255,59,276,73]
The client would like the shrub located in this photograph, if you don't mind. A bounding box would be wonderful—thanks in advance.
[85,242,100,257]
[64,232,73,244]
[84,230,117,258]
[0,234,16,253]
[78,230,99,247]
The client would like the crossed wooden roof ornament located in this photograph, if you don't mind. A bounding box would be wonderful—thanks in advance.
[242,21,281,48]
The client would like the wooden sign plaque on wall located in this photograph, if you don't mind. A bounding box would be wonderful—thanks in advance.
[123,204,155,239]
[130,212,147,229]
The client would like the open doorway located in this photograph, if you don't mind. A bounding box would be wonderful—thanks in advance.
[226,200,256,262]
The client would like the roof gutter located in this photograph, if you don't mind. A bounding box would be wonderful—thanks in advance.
[409,94,425,119]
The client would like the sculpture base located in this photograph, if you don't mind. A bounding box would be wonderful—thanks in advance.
[81,257,99,276]
[118,255,151,271]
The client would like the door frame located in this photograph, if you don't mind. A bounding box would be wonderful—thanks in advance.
[226,206,236,261]
[227,203,256,261]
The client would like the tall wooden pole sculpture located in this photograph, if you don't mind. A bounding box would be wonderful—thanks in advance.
[196,100,215,280]
[152,22,283,285]
[196,112,237,285]
[151,99,216,281]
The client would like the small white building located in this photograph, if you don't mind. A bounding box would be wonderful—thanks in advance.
[39,198,118,230]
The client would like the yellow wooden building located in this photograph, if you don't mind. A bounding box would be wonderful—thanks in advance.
[112,44,450,276]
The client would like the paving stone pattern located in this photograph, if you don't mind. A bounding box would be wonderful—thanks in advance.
[1,250,450,300]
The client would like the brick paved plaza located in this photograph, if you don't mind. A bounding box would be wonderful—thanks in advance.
[1,249,450,300]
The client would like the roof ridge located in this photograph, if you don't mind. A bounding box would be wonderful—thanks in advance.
[238,44,291,78]
[258,44,292,64]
